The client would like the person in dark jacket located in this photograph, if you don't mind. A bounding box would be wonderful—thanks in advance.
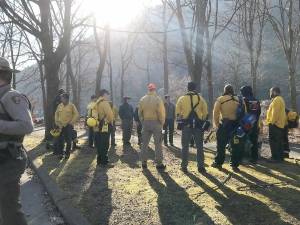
[119,97,134,146]
[134,107,142,146]
[240,86,261,163]
[164,95,176,146]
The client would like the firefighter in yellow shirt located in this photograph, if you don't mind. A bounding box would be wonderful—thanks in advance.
[176,82,208,173]
[212,84,245,172]
[55,93,79,159]
[92,89,114,166]
[87,95,97,148]
[139,83,166,170]
[266,87,286,161]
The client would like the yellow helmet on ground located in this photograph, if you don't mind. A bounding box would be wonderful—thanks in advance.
[87,117,98,127]
[50,129,61,137]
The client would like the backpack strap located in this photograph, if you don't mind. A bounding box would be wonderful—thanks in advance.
[220,95,239,105]
[188,94,200,113]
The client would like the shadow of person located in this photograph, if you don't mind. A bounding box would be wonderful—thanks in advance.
[143,169,214,225]
[120,145,140,168]
[108,145,119,164]
[185,171,290,225]
[78,167,112,225]
[234,169,300,222]
[165,145,210,167]
[255,160,300,181]
[242,163,300,189]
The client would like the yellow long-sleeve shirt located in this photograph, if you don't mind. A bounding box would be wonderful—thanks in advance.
[138,91,165,125]
[91,97,114,131]
[55,103,79,128]
[87,101,97,117]
[266,96,286,129]
[112,106,118,122]
[176,92,208,120]
[213,95,240,127]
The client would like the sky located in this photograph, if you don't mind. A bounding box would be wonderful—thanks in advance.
[82,0,161,28]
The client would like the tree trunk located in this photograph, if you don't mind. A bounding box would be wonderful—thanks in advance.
[175,0,194,78]
[162,1,169,95]
[288,63,298,111]
[121,63,125,99]
[66,51,72,94]
[206,41,214,116]
[38,61,47,138]
[94,27,109,96]
[250,50,257,95]
[108,33,114,104]
[44,55,60,139]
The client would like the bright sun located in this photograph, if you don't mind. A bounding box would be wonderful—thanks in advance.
[85,0,158,28]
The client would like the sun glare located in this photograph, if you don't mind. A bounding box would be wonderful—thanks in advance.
[85,0,158,28]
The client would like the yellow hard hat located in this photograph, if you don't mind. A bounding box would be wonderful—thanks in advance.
[288,111,298,121]
[87,117,98,127]
[50,129,61,137]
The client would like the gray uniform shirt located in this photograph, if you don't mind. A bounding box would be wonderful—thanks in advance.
[165,102,175,120]
[0,84,34,136]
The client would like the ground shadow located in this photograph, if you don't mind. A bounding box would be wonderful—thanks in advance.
[143,169,214,225]
[235,169,300,222]
[166,145,210,167]
[78,167,112,225]
[185,171,291,225]
[119,145,140,168]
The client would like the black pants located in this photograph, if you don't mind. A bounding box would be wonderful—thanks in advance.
[57,124,72,156]
[214,121,244,167]
[283,126,290,154]
[110,123,116,146]
[88,127,95,147]
[122,119,133,145]
[248,124,259,161]
[95,131,110,165]
[163,119,174,145]
[269,124,284,160]
[136,122,142,145]
[0,157,27,225]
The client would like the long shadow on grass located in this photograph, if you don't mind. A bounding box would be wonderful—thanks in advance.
[119,145,140,168]
[234,170,300,222]
[255,161,300,182]
[78,167,112,225]
[143,169,214,225]
[243,164,300,189]
[166,145,211,166]
[185,171,290,225]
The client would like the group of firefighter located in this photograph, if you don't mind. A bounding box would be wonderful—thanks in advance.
[52,81,299,172]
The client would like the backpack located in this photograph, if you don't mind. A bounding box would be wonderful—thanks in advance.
[186,93,207,129]
[286,110,299,128]
[244,98,260,118]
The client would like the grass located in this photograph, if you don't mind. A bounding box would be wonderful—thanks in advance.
[24,128,300,225]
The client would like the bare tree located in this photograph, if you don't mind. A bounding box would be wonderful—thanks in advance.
[167,0,208,91]
[0,0,79,137]
[238,0,267,95]
[267,0,300,110]
[119,33,137,99]
[93,21,109,96]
